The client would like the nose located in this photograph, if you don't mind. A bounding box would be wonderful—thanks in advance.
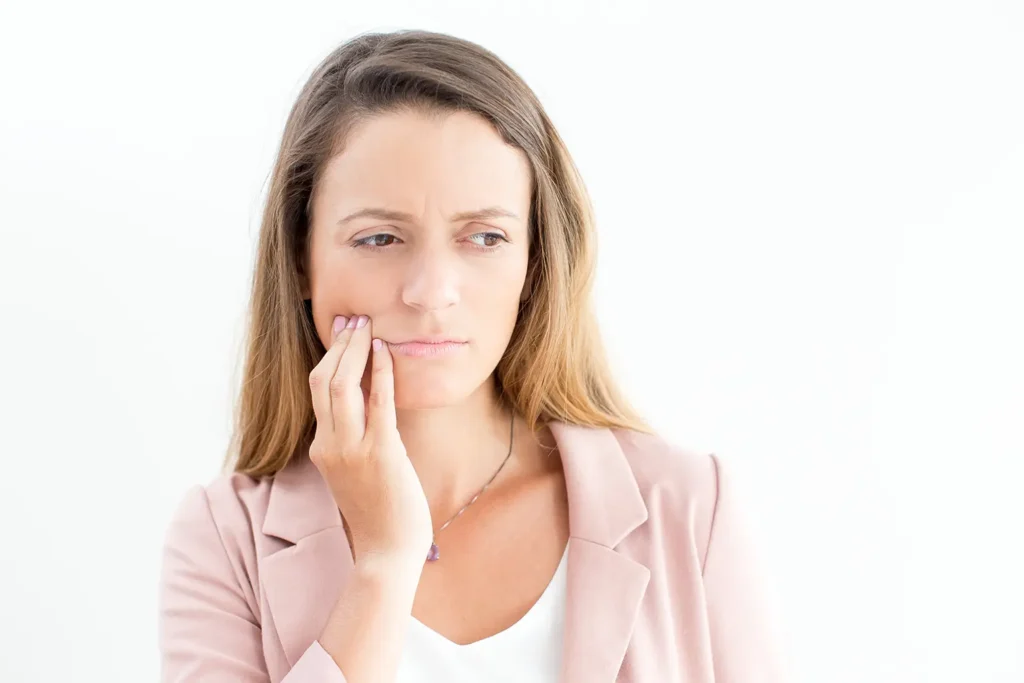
[401,245,460,313]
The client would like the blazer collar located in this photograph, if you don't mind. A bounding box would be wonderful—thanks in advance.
[261,434,339,545]
[259,420,650,682]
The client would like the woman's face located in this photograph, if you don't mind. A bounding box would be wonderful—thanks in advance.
[304,109,533,409]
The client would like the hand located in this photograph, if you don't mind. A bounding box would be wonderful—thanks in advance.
[308,315,433,564]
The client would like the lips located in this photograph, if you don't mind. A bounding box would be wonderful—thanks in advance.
[387,340,468,358]
[392,338,466,344]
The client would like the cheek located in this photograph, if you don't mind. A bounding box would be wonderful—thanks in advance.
[311,263,392,344]
[464,271,524,346]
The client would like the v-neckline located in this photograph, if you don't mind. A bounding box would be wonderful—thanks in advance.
[408,543,570,650]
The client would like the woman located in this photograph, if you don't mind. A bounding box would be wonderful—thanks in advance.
[159,29,784,683]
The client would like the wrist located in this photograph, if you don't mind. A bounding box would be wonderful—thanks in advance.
[354,549,426,581]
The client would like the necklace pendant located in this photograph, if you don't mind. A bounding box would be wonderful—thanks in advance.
[426,543,440,562]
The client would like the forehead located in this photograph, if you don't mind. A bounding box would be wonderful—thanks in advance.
[314,109,533,218]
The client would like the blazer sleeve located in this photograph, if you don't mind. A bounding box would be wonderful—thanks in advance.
[701,454,788,682]
[159,484,348,683]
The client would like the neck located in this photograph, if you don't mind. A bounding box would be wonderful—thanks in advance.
[393,378,528,524]
[394,379,522,523]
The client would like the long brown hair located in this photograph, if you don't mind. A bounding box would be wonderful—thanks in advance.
[225,29,651,478]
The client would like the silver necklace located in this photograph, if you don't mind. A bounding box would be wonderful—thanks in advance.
[426,410,515,562]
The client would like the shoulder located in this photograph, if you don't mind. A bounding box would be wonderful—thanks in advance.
[163,468,275,558]
[608,427,729,563]
[610,427,723,510]
[160,467,280,617]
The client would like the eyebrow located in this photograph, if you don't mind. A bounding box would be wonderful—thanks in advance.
[336,205,520,227]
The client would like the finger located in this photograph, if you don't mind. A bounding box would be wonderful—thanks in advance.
[310,315,356,435]
[331,315,372,439]
[366,335,397,439]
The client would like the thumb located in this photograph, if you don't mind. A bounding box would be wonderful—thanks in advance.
[366,337,398,439]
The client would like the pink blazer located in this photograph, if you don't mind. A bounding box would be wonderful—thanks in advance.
[159,421,786,682]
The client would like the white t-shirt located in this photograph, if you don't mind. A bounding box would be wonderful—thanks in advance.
[396,545,569,683]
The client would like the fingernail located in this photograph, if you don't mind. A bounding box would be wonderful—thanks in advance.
[372,338,382,351]
[346,316,358,329]
[333,316,347,336]
[356,315,368,329]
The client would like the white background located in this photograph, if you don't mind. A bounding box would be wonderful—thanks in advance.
[1,1,1022,681]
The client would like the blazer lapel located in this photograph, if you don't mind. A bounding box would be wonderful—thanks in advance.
[260,449,353,669]
[549,422,651,683]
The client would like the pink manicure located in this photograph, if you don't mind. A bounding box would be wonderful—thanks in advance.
[346,316,358,329]
[333,316,347,335]
[356,315,368,328]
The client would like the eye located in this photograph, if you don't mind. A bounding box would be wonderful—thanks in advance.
[468,232,508,249]
[354,233,400,249]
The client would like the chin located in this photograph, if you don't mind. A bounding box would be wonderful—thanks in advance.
[393,374,472,410]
